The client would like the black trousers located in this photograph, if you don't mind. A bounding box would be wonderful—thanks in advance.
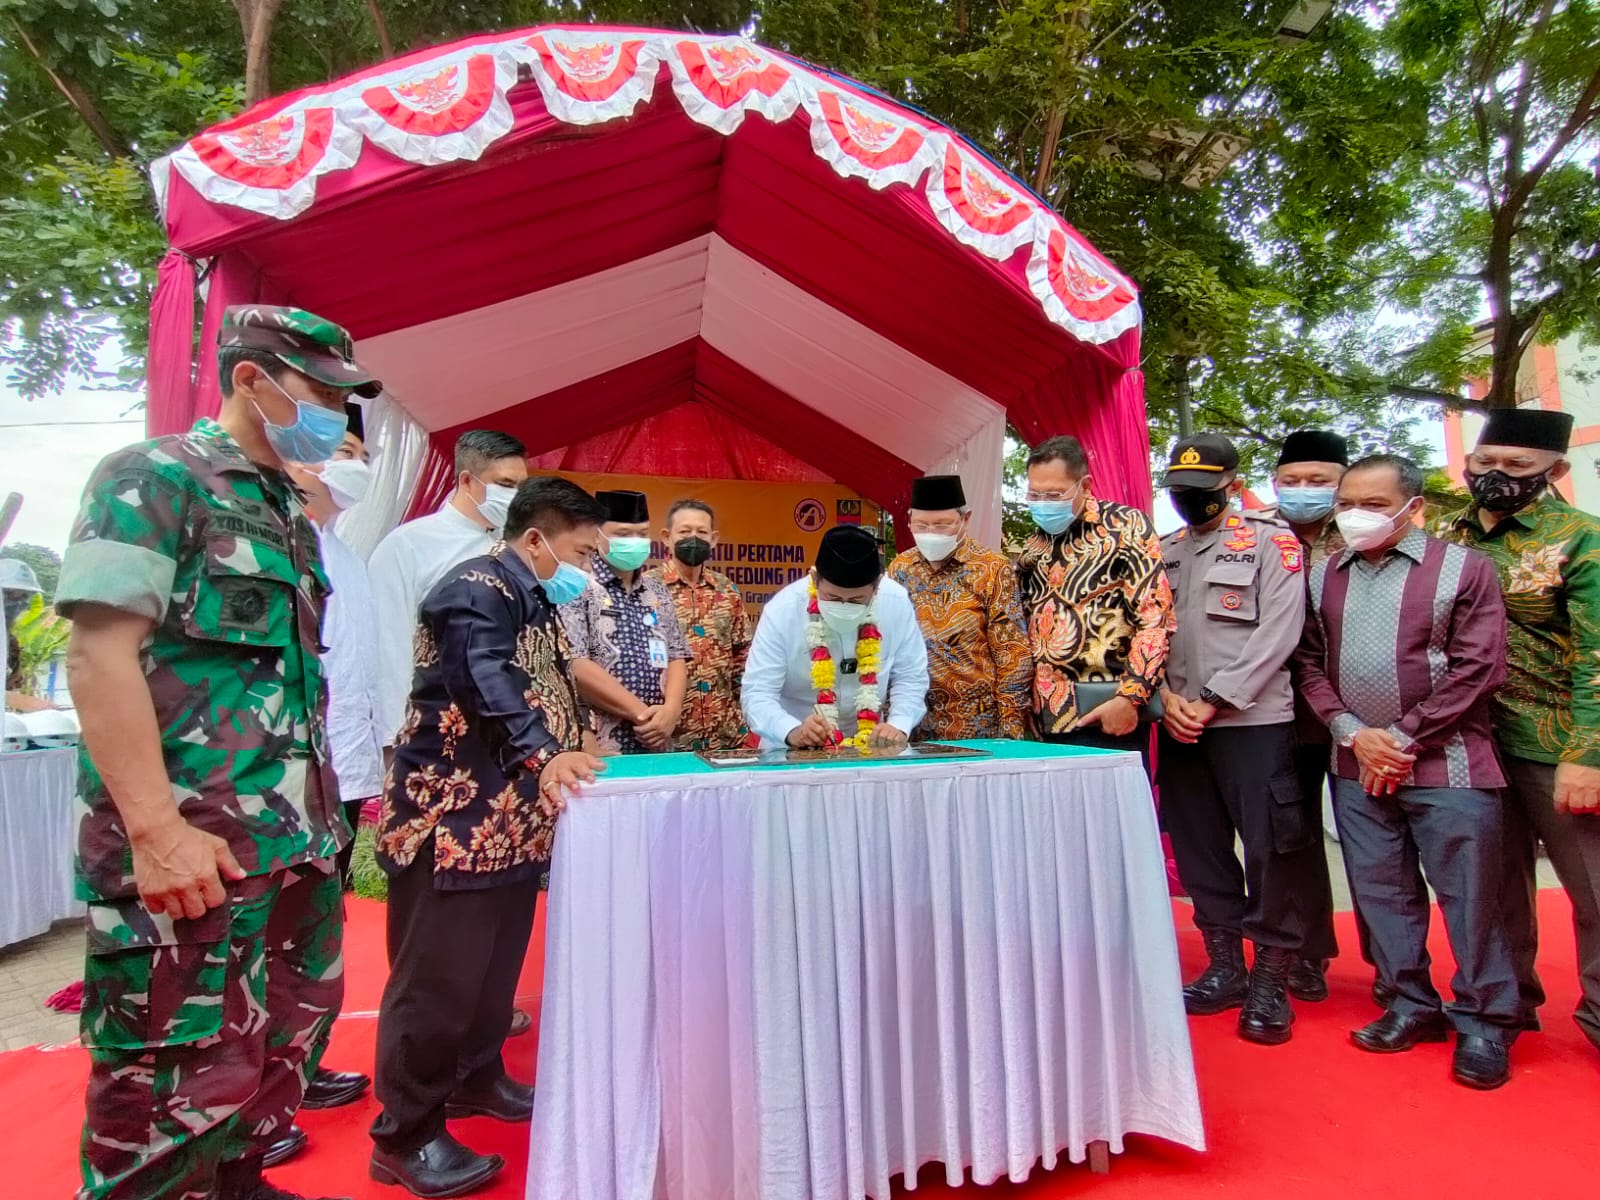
[1292,740,1344,964]
[1157,723,1323,951]
[1500,756,1600,1052]
[370,853,540,1151]
[334,800,367,889]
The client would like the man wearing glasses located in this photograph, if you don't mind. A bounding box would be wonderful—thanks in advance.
[888,474,1032,740]
[1015,436,1175,761]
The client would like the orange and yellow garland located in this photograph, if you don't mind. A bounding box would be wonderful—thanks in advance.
[806,579,883,749]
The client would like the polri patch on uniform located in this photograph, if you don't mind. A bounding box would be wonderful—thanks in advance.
[1271,533,1303,573]
[1221,591,1243,610]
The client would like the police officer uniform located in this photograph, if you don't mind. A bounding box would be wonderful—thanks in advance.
[1157,433,1325,1045]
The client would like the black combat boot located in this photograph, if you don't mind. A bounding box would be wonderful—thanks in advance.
[1238,944,1296,1045]
[1287,957,1329,1002]
[1182,930,1250,1015]
[215,1153,351,1200]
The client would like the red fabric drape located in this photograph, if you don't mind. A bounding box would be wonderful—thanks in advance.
[145,251,198,437]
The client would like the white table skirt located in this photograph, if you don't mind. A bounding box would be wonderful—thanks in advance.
[528,750,1204,1200]
[0,748,83,949]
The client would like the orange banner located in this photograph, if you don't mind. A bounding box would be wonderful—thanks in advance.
[557,473,881,616]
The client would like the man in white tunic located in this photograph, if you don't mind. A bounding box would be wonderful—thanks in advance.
[368,430,528,745]
[743,526,930,750]
[270,403,382,1163]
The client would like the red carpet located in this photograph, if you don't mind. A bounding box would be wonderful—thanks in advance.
[5,892,1595,1199]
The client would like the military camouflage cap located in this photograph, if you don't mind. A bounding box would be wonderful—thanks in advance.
[221,305,382,398]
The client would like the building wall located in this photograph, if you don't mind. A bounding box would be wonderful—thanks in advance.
[1443,333,1600,515]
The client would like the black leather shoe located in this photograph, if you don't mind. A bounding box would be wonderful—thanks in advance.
[260,1126,307,1169]
[1372,978,1397,1009]
[509,1007,533,1038]
[1452,1035,1511,1090]
[217,1153,350,1200]
[370,1131,504,1198]
[445,1074,535,1123]
[302,1067,372,1110]
[1237,945,1295,1045]
[1351,1009,1449,1053]
[1288,958,1330,1002]
[1183,930,1250,1015]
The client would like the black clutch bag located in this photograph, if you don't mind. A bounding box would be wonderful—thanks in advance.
[1074,681,1165,724]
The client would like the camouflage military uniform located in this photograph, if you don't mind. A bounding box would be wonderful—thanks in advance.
[57,416,348,1200]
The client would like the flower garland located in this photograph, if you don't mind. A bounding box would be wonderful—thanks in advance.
[806,579,883,749]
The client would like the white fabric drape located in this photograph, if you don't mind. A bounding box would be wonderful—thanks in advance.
[0,749,83,949]
[528,752,1204,1200]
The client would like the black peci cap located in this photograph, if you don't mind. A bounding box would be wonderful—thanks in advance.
[909,474,966,511]
[815,525,883,588]
[1477,409,1573,454]
[596,489,650,524]
[1277,429,1348,468]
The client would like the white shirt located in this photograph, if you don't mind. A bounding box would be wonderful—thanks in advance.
[368,502,493,743]
[742,575,930,748]
[319,526,386,801]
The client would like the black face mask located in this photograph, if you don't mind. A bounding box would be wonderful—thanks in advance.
[1465,468,1549,515]
[1170,486,1229,527]
[673,537,712,567]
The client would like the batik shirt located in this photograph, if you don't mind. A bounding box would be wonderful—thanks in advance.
[377,546,588,890]
[1433,493,1600,767]
[56,418,343,923]
[888,536,1033,739]
[647,560,751,751]
[561,557,690,753]
[1016,494,1175,736]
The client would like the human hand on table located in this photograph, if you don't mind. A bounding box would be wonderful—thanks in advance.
[538,751,606,814]
[1077,694,1139,737]
[131,815,245,921]
[1554,762,1600,815]
[869,723,909,748]
[787,713,836,748]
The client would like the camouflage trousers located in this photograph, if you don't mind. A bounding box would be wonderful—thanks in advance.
[77,863,345,1200]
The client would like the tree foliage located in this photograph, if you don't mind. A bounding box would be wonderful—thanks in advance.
[1,0,1594,456]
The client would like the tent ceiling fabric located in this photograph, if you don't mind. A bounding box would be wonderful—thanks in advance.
[146,24,1153,543]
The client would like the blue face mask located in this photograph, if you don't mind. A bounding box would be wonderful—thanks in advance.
[1276,485,1338,523]
[533,534,590,606]
[254,375,348,464]
[1029,500,1077,535]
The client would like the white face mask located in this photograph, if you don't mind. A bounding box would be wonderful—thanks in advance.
[913,531,961,562]
[319,459,372,511]
[473,478,516,530]
[1335,501,1417,552]
[818,598,872,637]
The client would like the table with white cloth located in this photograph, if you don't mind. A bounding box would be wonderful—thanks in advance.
[528,740,1204,1200]
[0,748,84,950]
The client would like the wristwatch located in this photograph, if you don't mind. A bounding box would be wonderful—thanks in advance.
[1198,687,1231,710]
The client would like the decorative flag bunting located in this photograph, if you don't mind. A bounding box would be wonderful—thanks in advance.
[805,87,934,191]
[668,36,801,134]
[152,25,1140,345]
[350,51,517,165]
[514,31,661,125]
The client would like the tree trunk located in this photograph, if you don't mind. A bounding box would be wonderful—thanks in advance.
[8,21,129,158]
[233,0,286,108]
[1172,354,1194,438]
[861,0,881,57]
[365,0,395,60]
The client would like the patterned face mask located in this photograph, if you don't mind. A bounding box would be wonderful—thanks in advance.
[1465,468,1548,515]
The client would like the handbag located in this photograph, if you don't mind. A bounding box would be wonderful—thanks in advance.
[1074,681,1165,724]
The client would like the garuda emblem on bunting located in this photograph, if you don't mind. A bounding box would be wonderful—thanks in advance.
[362,54,499,135]
[527,33,649,100]
[191,109,337,189]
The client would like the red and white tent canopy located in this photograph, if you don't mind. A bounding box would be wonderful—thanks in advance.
[146,25,1151,551]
